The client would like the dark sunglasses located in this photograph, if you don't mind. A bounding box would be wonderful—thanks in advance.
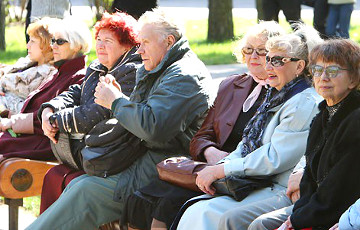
[310,65,348,78]
[266,55,300,67]
[51,38,68,46]
[242,47,268,56]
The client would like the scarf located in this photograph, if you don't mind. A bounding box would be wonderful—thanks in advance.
[243,73,268,112]
[241,76,311,157]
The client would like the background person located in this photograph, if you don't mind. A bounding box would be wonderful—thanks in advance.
[279,39,360,230]
[0,17,91,162]
[325,0,355,38]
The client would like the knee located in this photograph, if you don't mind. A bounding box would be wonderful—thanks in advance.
[248,216,266,230]
[219,212,239,230]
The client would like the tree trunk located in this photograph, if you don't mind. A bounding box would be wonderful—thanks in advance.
[207,0,234,42]
[0,0,5,51]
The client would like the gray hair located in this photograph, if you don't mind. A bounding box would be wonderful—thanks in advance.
[266,23,323,63]
[233,21,285,63]
[49,17,92,54]
[138,8,183,42]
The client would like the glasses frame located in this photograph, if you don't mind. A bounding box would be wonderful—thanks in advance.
[266,55,301,67]
[242,47,268,56]
[51,38,69,46]
[310,65,348,78]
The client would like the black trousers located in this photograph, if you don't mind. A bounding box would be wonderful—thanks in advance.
[259,0,302,29]
[313,0,329,38]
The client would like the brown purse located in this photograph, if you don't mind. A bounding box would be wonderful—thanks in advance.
[156,157,207,192]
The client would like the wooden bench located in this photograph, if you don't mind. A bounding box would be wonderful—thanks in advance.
[0,158,57,230]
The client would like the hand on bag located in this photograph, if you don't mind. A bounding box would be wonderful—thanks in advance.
[329,223,338,230]
[41,107,58,144]
[196,164,225,195]
[94,74,123,109]
[286,169,303,201]
[204,146,229,165]
[0,91,5,96]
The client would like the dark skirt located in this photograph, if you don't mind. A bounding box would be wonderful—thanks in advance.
[122,179,202,230]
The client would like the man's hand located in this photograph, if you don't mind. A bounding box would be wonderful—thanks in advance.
[204,146,229,165]
[0,118,12,131]
[94,74,123,109]
[196,164,225,195]
[41,107,58,144]
[286,169,304,203]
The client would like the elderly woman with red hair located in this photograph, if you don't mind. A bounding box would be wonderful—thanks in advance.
[38,11,142,213]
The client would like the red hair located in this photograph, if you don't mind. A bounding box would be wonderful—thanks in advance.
[94,12,139,47]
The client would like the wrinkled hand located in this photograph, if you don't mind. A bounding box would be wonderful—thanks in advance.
[204,146,229,165]
[196,164,225,195]
[286,169,303,202]
[277,216,293,230]
[41,107,58,144]
[0,118,12,131]
[329,223,339,230]
[94,74,123,109]
[290,190,300,203]
[0,91,5,96]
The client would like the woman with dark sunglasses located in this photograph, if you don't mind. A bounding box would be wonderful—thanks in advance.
[177,24,323,230]
[0,18,90,163]
[277,39,360,230]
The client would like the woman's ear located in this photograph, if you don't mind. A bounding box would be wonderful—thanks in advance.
[296,60,306,75]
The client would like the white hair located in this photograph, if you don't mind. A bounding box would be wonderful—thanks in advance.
[138,8,183,42]
[233,21,285,63]
[49,17,92,54]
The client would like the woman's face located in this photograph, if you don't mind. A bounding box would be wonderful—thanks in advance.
[312,60,356,106]
[51,32,79,62]
[265,50,303,91]
[27,36,44,64]
[96,28,130,69]
[243,35,268,80]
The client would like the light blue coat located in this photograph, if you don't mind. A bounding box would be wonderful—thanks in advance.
[222,87,322,187]
[339,198,360,230]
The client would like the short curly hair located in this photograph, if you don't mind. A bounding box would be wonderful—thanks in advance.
[94,12,139,47]
[27,17,55,63]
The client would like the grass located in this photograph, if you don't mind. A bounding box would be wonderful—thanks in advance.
[1,16,360,65]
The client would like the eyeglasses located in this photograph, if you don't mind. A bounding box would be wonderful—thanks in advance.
[310,65,348,78]
[242,47,268,56]
[51,38,68,46]
[266,55,301,67]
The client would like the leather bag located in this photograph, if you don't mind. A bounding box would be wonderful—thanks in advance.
[156,157,207,192]
[50,133,81,170]
[213,175,273,201]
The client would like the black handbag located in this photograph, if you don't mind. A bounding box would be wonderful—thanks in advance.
[212,175,273,201]
[81,118,147,177]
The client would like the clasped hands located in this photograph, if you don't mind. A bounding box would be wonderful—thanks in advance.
[94,74,123,109]
[195,164,225,195]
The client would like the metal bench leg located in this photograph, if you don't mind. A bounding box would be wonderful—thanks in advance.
[5,198,23,230]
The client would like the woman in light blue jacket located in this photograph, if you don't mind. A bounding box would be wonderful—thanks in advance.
[177,25,323,230]
[330,198,360,230]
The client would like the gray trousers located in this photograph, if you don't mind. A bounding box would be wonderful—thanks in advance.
[248,205,293,230]
[26,151,166,230]
[219,190,292,230]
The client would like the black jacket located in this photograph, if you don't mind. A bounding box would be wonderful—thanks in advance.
[38,47,142,134]
[291,90,360,230]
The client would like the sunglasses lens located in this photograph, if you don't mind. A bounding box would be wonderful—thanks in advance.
[271,56,284,67]
[57,39,67,45]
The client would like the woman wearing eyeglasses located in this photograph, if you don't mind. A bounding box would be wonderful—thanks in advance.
[0,18,90,163]
[177,25,323,230]
[276,39,360,230]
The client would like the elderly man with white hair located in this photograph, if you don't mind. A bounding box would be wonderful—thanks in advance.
[26,9,214,230]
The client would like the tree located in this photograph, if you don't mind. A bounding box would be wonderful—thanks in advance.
[207,0,234,42]
[0,0,5,51]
